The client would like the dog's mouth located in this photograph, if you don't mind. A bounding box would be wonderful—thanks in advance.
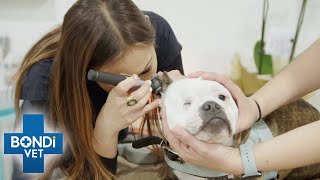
[195,117,232,136]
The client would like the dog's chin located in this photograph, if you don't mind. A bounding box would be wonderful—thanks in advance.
[195,130,233,145]
[194,118,233,145]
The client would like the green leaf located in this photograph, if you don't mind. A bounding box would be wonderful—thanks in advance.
[254,41,273,75]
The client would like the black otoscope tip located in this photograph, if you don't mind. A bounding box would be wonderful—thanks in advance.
[150,77,162,95]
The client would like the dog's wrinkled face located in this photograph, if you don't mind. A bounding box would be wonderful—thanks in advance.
[162,78,238,145]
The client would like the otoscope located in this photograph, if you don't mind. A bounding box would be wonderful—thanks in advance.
[87,69,163,95]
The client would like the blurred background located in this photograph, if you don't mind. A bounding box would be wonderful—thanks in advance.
[0,0,319,179]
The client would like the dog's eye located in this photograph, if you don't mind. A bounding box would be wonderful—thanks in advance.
[184,101,191,106]
[218,95,226,101]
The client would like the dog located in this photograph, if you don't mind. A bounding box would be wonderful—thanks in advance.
[161,73,320,180]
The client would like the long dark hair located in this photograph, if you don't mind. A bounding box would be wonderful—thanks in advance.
[14,0,155,179]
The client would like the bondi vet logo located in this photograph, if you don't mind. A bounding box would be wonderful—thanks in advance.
[4,114,63,173]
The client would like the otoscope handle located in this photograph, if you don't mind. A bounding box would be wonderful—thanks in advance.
[87,69,162,95]
[87,69,128,86]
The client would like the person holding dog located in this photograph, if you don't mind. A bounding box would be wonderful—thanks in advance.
[162,39,320,176]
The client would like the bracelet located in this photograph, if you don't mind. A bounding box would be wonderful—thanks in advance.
[253,99,261,121]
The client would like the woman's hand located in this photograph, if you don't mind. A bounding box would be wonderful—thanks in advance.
[93,75,160,157]
[157,70,185,81]
[188,71,259,133]
[96,74,161,134]
[161,106,244,175]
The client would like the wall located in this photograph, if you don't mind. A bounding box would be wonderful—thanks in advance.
[1,0,320,73]
[134,0,320,73]
[0,0,319,104]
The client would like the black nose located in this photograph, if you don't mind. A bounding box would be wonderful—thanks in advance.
[202,101,221,111]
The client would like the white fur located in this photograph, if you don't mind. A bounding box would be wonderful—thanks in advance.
[162,78,239,179]
[163,78,239,144]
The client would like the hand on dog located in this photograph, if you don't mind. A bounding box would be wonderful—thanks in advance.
[188,71,259,133]
[157,70,185,81]
[161,105,243,175]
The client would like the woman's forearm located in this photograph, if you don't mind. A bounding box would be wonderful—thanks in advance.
[253,120,320,172]
[93,128,119,158]
[251,39,320,117]
[232,120,320,175]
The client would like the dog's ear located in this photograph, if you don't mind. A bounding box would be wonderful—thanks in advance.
[161,71,173,93]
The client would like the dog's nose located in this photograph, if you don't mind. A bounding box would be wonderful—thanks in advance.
[202,101,221,112]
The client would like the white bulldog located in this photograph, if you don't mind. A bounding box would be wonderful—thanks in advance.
[160,73,320,180]
[161,74,239,180]
[163,77,239,146]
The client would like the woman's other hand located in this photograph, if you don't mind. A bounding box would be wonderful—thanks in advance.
[188,71,259,133]
[157,70,185,82]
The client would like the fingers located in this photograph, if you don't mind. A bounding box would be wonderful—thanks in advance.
[160,108,201,162]
[130,90,152,110]
[180,143,198,161]
[161,108,175,140]
[165,130,197,163]
[114,75,139,96]
[167,70,185,81]
[143,99,161,112]
[161,109,182,147]
[172,127,208,154]
[157,70,185,81]
[160,109,190,159]
[189,71,228,85]
[130,80,152,101]
[124,78,159,121]
[188,71,245,104]
[131,99,161,121]
[187,71,207,78]
[156,71,164,80]
[168,70,181,76]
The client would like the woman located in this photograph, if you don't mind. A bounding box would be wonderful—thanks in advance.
[14,0,183,179]
[162,39,320,177]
